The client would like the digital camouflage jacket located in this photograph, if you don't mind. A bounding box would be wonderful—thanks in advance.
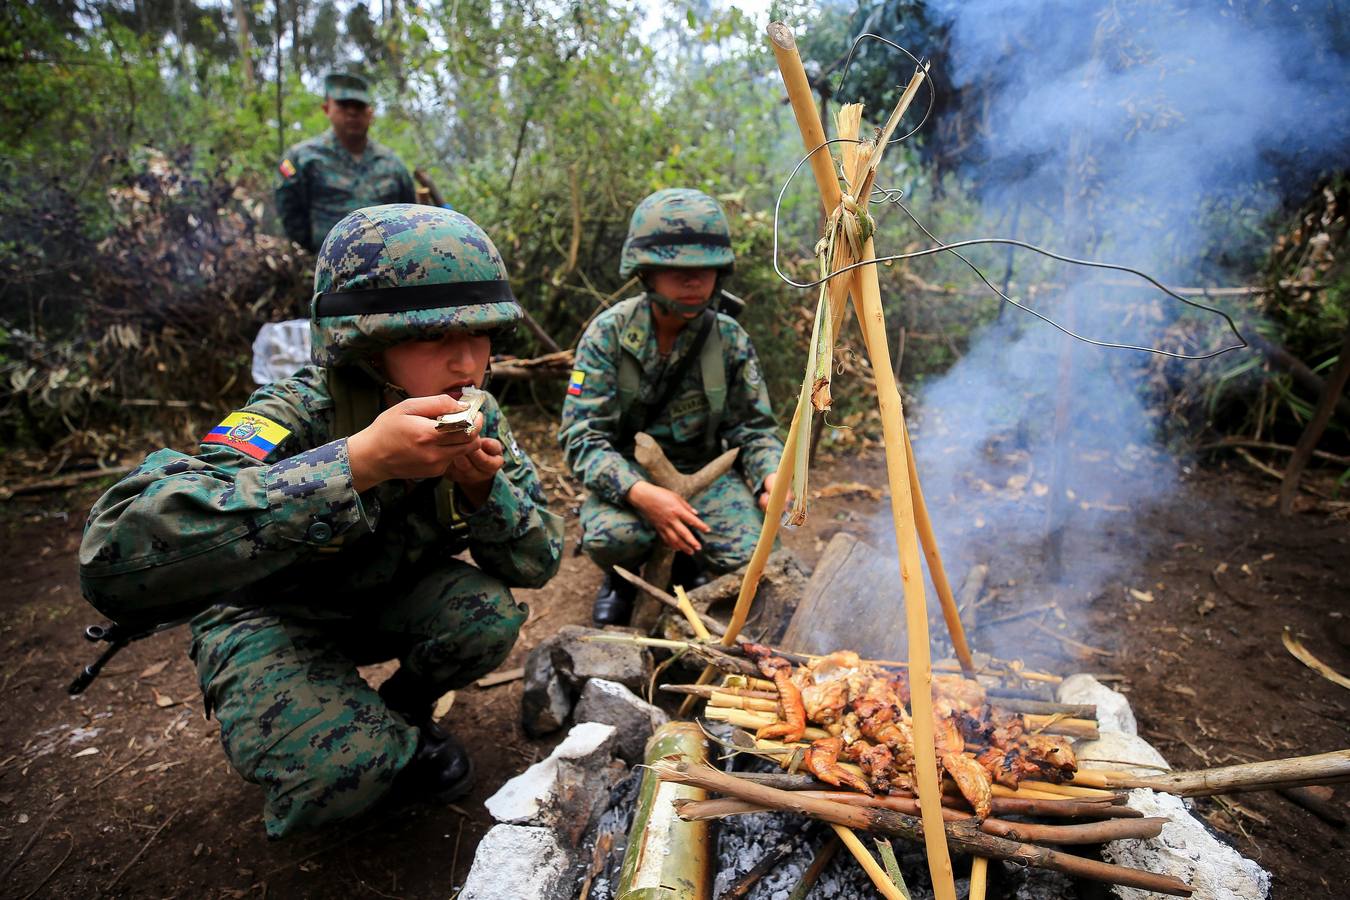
[79,367,564,628]
[276,131,416,252]
[558,295,783,506]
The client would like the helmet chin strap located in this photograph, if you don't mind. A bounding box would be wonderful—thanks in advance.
[356,359,411,402]
[644,273,722,320]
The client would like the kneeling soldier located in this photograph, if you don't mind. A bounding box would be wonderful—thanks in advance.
[559,188,785,625]
[78,204,564,837]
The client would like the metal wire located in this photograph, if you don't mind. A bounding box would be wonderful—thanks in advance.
[771,35,1249,361]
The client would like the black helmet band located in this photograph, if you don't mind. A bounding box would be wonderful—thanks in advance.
[625,232,732,251]
[316,279,517,318]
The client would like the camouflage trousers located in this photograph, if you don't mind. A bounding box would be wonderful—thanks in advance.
[580,470,764,573]
[190,558,526,838]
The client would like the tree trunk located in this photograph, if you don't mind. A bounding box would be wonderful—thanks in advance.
[1278,320,1350,513]
[232,0,256,88]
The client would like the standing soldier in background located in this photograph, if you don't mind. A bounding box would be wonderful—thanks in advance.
[276,72,416,253]
[559,189,785,625]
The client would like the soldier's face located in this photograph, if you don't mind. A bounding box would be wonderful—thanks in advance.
[380,332,491,399]
[323,98,373,140]
[646,268,717,322]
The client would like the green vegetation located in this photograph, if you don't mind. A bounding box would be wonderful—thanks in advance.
[1,0,1345,467]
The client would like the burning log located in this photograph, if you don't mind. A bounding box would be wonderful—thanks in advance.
[615,722,713,899]
[675,792,1169,844]
[652,761,1194,897]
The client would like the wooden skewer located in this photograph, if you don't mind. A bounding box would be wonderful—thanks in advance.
[661,683,779,701]
[709,703,1097,741]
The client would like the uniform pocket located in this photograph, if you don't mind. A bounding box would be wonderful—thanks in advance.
[667,389,708,445]
[194,618,327,779]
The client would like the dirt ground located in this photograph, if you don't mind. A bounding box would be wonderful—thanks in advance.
[0,413,1346,899]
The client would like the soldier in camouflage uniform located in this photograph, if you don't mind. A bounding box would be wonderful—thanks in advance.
[79,204,564,838]
[558,188,784,625]
[276,72,417,252]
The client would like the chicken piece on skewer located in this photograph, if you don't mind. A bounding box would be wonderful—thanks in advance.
[940,752,994,819]
[800,678,850,727]
[933,673,986,713]
[1021,734,1078,783]
[804,736,873,795]
[743,643,807,742]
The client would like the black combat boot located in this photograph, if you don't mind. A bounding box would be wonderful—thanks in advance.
[591,569,637,626]
[671,553,711,590]
[379,669,474,803]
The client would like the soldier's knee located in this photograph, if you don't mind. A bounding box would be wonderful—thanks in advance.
[259,719,414,838]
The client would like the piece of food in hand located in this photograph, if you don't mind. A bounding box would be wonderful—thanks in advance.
[434,386,486,436]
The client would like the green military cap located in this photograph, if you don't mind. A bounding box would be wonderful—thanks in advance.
[324,71,371,105]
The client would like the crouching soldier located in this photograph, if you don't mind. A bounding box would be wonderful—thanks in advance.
[78,204,564,837]
[559,188,784,625]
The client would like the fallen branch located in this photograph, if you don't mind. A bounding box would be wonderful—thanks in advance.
[102,809,177,894]
[0,465,137,501]
[654,761,1193,897]
[1282,629,1350,690]
[1073,749,1350,796]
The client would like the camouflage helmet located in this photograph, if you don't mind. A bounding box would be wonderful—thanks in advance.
[618,188,735,278]
[311,204,521,367]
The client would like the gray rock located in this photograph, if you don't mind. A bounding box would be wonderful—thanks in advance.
[1059,675,1269,900]
[459,825,572,900]
[486,722,624,847]
[521,626,653,737]
[573,679,669,763]
[1058,673,1138,735]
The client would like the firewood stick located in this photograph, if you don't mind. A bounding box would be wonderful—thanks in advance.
[684,792,1168,844]
[654,761,1194,897]
[1074,749,1350,796]
[613,566,729,637]
[660,683,778,701]
[989,698,1097,719]
[832,824,907,900]
[787,834,840,900]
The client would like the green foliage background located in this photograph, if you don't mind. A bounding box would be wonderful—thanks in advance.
[0,0,1345,463]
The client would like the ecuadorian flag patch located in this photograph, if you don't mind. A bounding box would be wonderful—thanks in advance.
[279,158,297,178]
[567,369,585,396]
[203,412,291,460]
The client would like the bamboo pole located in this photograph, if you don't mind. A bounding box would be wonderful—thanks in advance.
[766,23,955,897]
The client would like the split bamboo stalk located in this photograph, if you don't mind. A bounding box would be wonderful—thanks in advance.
[653,761,1194,897]
[675,585,713,641]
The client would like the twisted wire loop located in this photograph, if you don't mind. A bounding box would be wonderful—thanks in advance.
[772,34,1248,361]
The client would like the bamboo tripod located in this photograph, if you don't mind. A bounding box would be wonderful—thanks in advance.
[692,24,986,900]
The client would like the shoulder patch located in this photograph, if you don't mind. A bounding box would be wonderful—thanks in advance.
[279,158,297,178]
[203,412,291,460]
[567,370,585,396]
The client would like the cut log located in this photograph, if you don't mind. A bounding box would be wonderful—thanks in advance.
[781,532,905,659]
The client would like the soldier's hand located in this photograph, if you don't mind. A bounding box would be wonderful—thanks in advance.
[758,473,793,511]
[627,481,710,555]
[444,437,504,508]
[348,394,487,492]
